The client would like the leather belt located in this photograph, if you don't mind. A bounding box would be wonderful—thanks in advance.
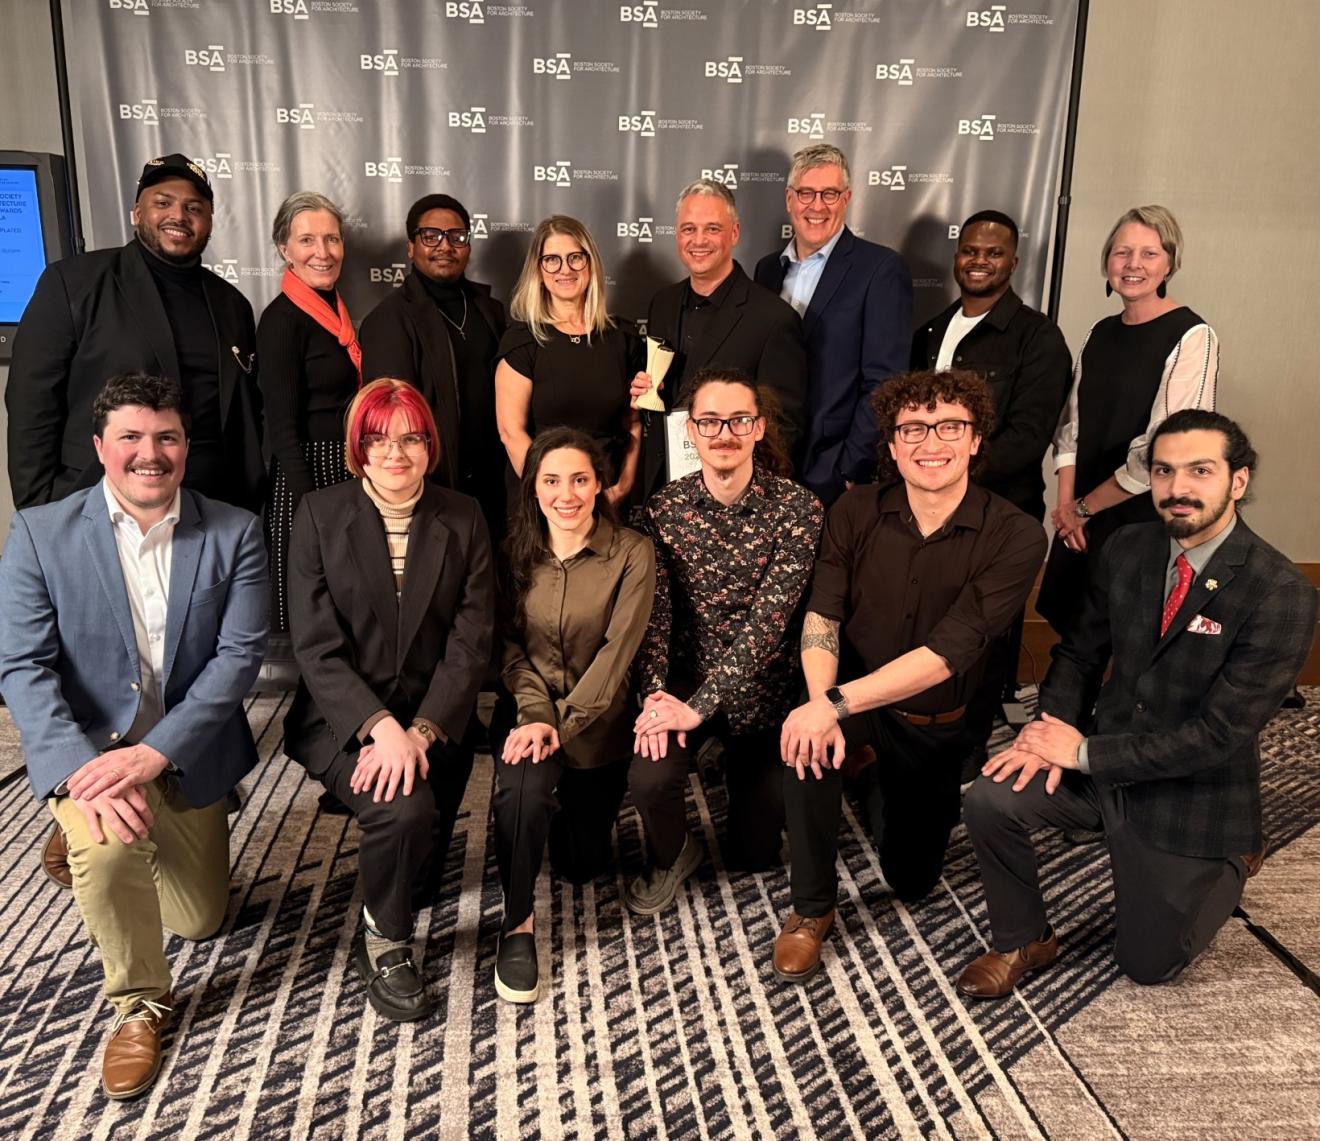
[893,705,966,726]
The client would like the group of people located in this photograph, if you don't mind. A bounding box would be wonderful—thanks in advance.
[1,147,1313,1103]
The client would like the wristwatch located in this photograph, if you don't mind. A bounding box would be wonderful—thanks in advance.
[824,686,849,720]
[1074,497,1092,518]
[410,720,437,746]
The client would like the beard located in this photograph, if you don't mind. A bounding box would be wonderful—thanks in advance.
[1159,487,1232,540]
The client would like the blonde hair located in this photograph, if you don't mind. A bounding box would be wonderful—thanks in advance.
[509,215,612,345]
[1101,205,1184,278]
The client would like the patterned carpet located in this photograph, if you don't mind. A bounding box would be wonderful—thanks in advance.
[2,690,1318,1140]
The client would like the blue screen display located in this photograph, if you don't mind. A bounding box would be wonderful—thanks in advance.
[0,168,48,325]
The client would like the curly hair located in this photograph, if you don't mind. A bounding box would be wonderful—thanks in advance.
[675,368,792,478]
[92,373,189,436]
[871,369,997,480]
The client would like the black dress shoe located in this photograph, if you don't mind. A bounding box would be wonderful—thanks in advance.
[353,934,432,1022]
[495,933,540,1004]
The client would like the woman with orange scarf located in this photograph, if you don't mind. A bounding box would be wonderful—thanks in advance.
[257,191,363,637]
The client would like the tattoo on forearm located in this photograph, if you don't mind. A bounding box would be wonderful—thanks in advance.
[800,612,840,657]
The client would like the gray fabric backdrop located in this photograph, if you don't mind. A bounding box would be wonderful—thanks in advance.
[68,0,1079,324]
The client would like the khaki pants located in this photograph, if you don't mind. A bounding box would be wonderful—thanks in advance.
[49,777,230,1014]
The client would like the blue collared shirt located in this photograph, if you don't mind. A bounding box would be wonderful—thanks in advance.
[778,227,845,317]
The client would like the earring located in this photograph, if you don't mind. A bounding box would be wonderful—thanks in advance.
[1105,281,1113,297]
[1156,280,1168,298]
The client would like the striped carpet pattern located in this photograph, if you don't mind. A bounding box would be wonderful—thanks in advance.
[2,691,1318,1139]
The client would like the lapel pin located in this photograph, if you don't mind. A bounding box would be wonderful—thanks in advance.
[1205,579,1218,591]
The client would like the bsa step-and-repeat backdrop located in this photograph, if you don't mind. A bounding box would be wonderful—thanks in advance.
[69,0,1080,322]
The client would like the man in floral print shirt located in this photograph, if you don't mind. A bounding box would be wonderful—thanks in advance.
[625,369,824,916]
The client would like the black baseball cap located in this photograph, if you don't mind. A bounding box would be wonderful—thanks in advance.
[136,153,214,203]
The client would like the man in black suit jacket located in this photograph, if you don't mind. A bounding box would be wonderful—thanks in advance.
[631,178,807,500]
[6,154,263,513]
[958,410,1316,997]
[358,193,508,537]
[911,211,1072,771]
[754,144,912,505]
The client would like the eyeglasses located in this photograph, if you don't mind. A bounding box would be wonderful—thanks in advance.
[362,433,430,457]
[894,420,974,444]
[691,415,760,438]
[411,227,471,248]
[788,187,845,205]
[539,251,590,273]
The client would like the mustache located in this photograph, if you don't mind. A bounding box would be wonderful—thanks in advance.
[1158,496,1203,509]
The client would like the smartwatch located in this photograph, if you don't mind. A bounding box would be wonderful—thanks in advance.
[824,686,849,720]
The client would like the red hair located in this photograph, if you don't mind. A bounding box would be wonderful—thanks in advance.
[344,378,441,477]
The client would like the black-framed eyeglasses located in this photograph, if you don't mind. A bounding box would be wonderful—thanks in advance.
[539,251,590,273]
[691,415,760,438]
[894,419,974,444]
[411,227,471,249]
[362,432,430,457]
[789,187,845,205]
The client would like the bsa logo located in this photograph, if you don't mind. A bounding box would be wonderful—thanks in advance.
[875,59,915,85]
[369,263,408,287]
[966,4,1006,31]
[470,214,490,240]
[108,0,149,13]
[269,0,310,19]
[192,153,234,180]
[118,99,160,125]
[185,46,226,72]
[868,165,907,190]
[448,107,487,133]
[364,157,403,183]
[793,3,831,30]
[616,218,654,243]
[203,258,239,282]
[360,51,400,76]
[618,111,656,138]
[619,2,658,28]
[700,163,738,189]
[704,57,743,84]
[445,1,484,24]
[958,114,996,140]
[533,161,572,188]
[787,113,825,139]
[276,104,316,129]
[533,53,572,79]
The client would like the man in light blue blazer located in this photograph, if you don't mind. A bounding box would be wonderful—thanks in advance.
[0,372,268,1101]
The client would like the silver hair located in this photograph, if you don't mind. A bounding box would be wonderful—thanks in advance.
[271,190,345,251]
[675,177,738,224]
[787,143,851,189]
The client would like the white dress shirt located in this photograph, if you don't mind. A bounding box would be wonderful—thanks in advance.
[103,478,182,744]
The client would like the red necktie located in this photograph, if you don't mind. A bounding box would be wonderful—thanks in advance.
[1160,553,1193,636]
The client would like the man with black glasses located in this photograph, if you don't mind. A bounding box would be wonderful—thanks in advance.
[772,369,1045,982]
[359,194,508,537]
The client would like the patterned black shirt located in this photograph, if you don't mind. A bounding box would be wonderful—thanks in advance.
[638,465,824,732]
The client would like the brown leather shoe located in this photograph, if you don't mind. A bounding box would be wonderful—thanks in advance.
[102,991,172,1100]
[42,825,73,890]
[956,931,1059,999]
[773,909,834,982]
[1241,849,1265,878]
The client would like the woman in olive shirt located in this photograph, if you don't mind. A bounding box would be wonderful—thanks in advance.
[493,427,655,1004]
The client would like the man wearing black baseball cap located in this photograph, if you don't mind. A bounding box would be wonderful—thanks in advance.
[7,153,263,513]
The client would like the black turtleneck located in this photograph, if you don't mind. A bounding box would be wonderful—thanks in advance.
[138,242,224,495]
[415,272,500,488]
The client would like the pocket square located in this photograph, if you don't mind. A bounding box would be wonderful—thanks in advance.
[1186,614,1222,635]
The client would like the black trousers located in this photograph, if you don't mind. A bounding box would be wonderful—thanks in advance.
[492,753,629,933]
[629,718,785,872]
[786,708,969,915]
[963,770,1245,984]
[963,608,1026,756]
[318,732,476,942]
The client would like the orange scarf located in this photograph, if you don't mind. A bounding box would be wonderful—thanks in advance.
[280,267,362,382]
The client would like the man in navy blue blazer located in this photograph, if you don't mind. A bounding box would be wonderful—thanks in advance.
[755,144,913,505]
[0,373,268,1100]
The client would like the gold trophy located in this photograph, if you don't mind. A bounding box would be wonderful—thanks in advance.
[636,336,675,412]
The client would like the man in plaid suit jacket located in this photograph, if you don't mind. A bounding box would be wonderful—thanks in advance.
[955,409,1316,997]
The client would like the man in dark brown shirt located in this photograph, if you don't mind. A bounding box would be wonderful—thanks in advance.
[772,370,1046,982]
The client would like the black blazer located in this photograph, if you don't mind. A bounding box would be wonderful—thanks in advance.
[283,479,495,775]
[358,272,507,492]
[641,262,807,498]
[1039,519,1317,858]
[755,227,913,504]
[6,239,262,512]
[911,288,1071,518]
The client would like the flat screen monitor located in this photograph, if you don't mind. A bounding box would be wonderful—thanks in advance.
[0,152,74,361]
